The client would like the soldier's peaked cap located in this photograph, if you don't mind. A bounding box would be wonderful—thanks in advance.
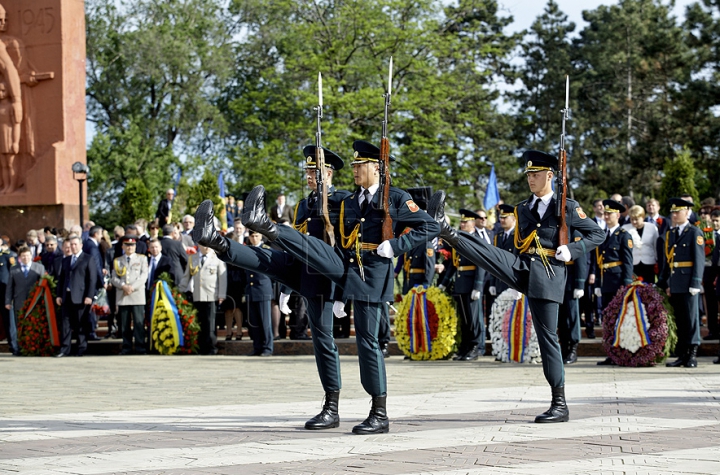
[669,197,694,212]
[602,199,626,214]
[302,145,345,171]
[498,204,515,216]
[122,235,138,244]
[351,140,396,165]
[459,208,481,221]
[522,150,558,173]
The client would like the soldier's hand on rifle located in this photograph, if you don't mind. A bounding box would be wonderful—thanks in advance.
[377,240,394,258]
[332,301,347,318]
[555,245,571,262]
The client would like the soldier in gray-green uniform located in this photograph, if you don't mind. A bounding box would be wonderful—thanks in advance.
[429,151,604,423]
[659,197,705,368]
[558,230,588,365]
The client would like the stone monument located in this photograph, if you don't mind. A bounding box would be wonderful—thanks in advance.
[0,0,86,240]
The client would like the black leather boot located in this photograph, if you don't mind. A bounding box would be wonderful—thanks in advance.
[241,185,279,241]
[352,395,389,434]
[534,386,569,423]
[684,345,698,368]
[563,344,578,364]
[192,200,229,254]
[304,391,340,430]
[666,349,687,367]
[427,190,459,247]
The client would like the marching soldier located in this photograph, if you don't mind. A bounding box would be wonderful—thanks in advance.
[110,235,149,355]
[659,197,704,368]
[439,209,486,360]
[236,140,440,434]
[558,231,588,364]
[395,187,436,295]
[429,150,604,423]
[592,199,634,366]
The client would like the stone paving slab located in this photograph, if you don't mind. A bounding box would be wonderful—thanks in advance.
[1,354,719,474]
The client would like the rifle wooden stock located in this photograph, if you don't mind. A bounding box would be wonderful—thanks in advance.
[315,147,335,247]
[379,136,393,242]
[557,149,568,246]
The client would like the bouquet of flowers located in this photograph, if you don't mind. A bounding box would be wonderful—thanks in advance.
[150,272,199,354]
[16,275,59,356]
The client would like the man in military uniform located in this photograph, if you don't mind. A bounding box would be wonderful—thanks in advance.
[439,209,486,360]
[429,150,604,423]
[488,203,518,299]
[592,199,634,366]
[110,236,149,355]
[179,245,227,355]
[395,187,436,296]
[659,197,704,367]
[245,231,274,356]
[233,140,440,434]
[558,231,588,364]
[193,146,350,430]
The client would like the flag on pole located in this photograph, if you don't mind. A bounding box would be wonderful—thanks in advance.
[218,171,225,199]
[483,164,500,211]
[173,169,182,199]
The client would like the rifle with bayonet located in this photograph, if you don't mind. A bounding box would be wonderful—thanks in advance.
[378,57,394,242]
[314,72,335,247]
[555,75,570,247]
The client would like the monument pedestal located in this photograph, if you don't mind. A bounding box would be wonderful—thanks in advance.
[0,0,86,240]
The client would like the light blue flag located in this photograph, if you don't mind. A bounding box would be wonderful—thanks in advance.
[218,171,225,198]
[173,169,182,200]
[483,164,500,210]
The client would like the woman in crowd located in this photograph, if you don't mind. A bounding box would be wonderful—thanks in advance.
[622,205,658,284]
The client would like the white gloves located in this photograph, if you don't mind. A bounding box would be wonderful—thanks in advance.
[489,286,497,296]
[506,289,522,300]
[555,245,571,262]
[573,289,584,299]
[438,284,446,291]
[689,287,701,296]
[278,292,291,315]
[594,287,602,297]
[332,301,347,318]
[471,290,481,301]
[377,240,394,258]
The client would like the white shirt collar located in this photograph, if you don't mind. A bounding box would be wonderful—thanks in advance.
[676,221,689,234]
[362,184,380,196]
[608,225,620,235]
[532,191,554,206]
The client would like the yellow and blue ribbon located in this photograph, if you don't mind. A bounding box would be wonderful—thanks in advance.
[150,281,184,347]
[613,282,651,348]
[506,296,530,362]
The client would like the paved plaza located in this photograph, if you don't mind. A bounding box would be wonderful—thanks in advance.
[1,354,720,474]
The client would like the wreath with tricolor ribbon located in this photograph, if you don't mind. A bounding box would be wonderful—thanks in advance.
[489,289,541,363]
[395,286,457,360]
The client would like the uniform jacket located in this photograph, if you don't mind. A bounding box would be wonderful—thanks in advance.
[160,236,188,281]
[440,230,484,295]
[5,262,45,307]
[591,226,634,294]
[565,233,589,293]
[513,196,605,303]
[397,240,437,294]
[58,252,99,305]
[180,251,227,302]
[712,231,720,295]
[338,186,440,302]
[658,224,704,293]
[292,186,351,299]
[490,228,517,294]
[111,253,149,306]
[83,238,105,289]
[155,198,172,226]
[0,251,13,285]
[245,249,273,302]
[621,222,658,266]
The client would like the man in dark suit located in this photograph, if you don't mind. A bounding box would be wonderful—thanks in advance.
[4,247,43,355]
[645,198,669,236]
[40,235,62,272]
[269,194,293,223]
[83,225,106,340]
[155,189,175,226]
[161,224,188,281]
[55,235,98,357]
[146,238,174,289]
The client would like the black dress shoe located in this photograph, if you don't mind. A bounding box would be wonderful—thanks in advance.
[596,357,616,366]
[225,335,232,341]
[246,350,261,356]
[305,391,340,430]
[235,335,242,341]
[191,200,229,254]
[55,353,65,358]
[452,351,465,361]
[241,185,279,241]
[88,334,101,341]
[427,191,458,247]
[563,344,578,364]
[460,345,479,361]
[684,345,698,368]
[535,387,569,423]
[714,356,720,364]
[352,395,389,434]
[259,351,272,357]
[666,354,686,367]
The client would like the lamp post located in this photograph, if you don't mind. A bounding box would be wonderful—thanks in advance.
[72,162,89,226]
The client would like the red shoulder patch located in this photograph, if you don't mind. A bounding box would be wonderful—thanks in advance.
[406,200,419,212]
[576,207,587,219]
[628,239,633,249]
[697,236,704,246]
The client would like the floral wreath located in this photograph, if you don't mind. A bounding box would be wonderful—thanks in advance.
[151,272,200,354]
[16,275,59,357]
[602,280,677,366]
[489,289,541,363]
[395,285,457,360]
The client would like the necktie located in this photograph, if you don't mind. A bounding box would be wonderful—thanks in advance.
[126,256,131,264]
[71,254,77,267]
[201,254,207,266]
[148,258,156,289]
[605,229,611,242]
[479,229,487,243]
[361,189,371,212]
[22,266,27,277]
[531,198,541,221]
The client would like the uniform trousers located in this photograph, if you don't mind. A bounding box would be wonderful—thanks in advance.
[558,291,581,349]
[454,293,483,354]
[60,302,91,356]
[247,300,272,354]
[669,292,700,355]
[451,231,564,388]
[271,226,388,396]
[194,301,217,355]
[221,240,341,391]
[118,304,146,354]
[703,266,719,336]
